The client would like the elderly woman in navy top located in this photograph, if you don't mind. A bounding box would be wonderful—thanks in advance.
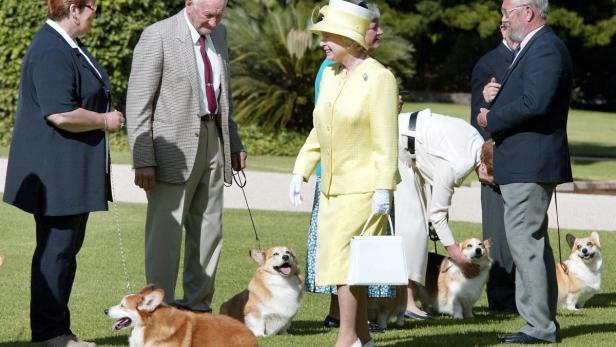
[3,1,124,346]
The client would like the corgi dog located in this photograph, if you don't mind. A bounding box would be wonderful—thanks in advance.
[556,232,603,311]
[220,246,303,337]
[414,238,492,319]
[105,285,258,347]
[367,285,407,330]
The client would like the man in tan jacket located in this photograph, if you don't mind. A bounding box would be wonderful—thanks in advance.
[126,0,246,312]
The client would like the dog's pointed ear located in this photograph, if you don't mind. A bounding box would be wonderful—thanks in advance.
[440,258,452,273]
[566,234,576,249]
[250,249,265,265]
[483,238,493,259]
[590,231,601,248]
[289,248,298,261]
[138,288,164,312]
[483,238,492,251]
[140,284,156,295]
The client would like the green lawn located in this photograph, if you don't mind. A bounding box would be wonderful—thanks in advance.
[0,201,615,346]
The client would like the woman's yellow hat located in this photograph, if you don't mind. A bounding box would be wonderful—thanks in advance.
[310,0,372,49]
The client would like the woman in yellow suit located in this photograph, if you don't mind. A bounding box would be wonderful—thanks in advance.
[289,1,398,346]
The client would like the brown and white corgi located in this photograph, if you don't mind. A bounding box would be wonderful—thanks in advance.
[556,232,603,311]
[367,285,407,330]
[414,238,492,319]
[220,246,303,337]
[105,285,258,347]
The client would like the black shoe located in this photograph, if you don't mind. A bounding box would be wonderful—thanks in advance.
[404,310,435,321]
[368,322,385,333]
[174,303,212,314]
[323,315,340,328]
[500,332,551,344]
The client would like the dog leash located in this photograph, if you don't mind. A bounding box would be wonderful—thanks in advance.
[109,164,133,293]
[226,170,262,251]
[429,222,439,254]
[554,188,568,274]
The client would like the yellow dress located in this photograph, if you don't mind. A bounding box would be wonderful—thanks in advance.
[293,57,399,285]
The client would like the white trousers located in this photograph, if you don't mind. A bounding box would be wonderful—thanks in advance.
[394,160,430,285]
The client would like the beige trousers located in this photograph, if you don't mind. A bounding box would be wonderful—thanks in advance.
[145,119,224,311]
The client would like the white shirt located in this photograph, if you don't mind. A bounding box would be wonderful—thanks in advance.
[46,19,102,80]
[184,9,220,115]
[399,109,484,246]
[512,25,545,64]
[502,39,513,52]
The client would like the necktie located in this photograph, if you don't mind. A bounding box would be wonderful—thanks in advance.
[198,36,217,114]
[512,47,521,60]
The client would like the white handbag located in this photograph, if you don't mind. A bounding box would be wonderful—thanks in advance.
[346,213,409,285]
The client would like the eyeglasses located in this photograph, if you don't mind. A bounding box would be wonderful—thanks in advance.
[500,4,528,18]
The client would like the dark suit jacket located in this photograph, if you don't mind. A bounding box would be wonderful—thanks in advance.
[470,42,516,273]
[470,42,514,140]
[488,26,573,185]
[3,23,112,216]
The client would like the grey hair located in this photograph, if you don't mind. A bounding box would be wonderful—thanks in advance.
[514,0,549,19]
[351,0,380,21]
[192,0,229,7]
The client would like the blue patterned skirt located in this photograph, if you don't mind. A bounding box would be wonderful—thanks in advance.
[304,176,395,298]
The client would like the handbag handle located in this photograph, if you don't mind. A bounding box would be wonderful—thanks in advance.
[359,213,395,237]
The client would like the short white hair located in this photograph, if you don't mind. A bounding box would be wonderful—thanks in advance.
[351,0,380,21]
[514,0,549,19]
[192,0,228,7]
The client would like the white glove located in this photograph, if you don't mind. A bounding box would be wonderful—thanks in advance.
[289,174,304,207]
[372,189,390,215]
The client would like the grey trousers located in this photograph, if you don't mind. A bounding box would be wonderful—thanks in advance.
[144,119,224,311]
[500,183,559,342]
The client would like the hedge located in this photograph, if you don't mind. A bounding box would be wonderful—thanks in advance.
[0,0,176,145]
[106,124,306,157]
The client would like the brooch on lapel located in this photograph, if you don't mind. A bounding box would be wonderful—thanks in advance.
[363,73,368,81]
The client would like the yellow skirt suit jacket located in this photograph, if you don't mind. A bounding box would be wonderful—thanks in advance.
[293,57,399,285]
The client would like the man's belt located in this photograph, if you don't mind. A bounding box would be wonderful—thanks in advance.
[201,113,218,121]
[407,111,418,155]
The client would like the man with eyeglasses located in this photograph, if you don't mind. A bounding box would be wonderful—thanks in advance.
[476,0,572,344]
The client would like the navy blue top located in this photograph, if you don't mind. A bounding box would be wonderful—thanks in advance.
[488,26,573,185]
[3,23,112,216]
[470,42,514,140]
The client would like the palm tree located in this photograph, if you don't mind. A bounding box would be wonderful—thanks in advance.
[225,2,323,131]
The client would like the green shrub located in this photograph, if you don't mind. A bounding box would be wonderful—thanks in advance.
[225,2,324,131]
[0,0,175,145]
[238,124,307,156]
[106,125,307,157]
[0,0,44,146]
[225,1,415,132]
